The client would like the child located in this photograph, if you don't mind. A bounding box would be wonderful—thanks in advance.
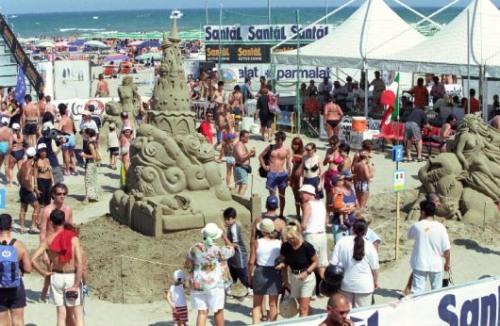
[217,133,236,188]
[330,175,350,243]
[166,270,188,326]
[107,123,120,170]
[222,207,252,297]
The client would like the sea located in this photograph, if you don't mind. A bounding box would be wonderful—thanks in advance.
[6,7,466,39]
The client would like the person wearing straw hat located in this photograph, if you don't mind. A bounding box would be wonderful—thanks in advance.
[185,223,234,326]
[248,218,282,324]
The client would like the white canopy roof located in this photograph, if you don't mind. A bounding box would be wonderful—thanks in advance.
[368,0,500,76]
[273,0,426,69]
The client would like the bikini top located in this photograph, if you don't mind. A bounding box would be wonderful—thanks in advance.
[37,162,51,174]
[304,164,319,172]
[328,154,344,165]
[292,155,303,165]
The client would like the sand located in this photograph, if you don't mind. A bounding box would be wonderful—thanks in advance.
[2,133,497,325]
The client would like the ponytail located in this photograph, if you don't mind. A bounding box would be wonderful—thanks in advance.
[352,219,368,261]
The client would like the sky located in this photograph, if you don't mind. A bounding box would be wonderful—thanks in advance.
[2,0,494,14]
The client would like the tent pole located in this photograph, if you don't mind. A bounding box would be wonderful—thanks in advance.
[364,63,369,118]
[296,9,301,135]
[482,65,488,122]
[467,9,471,114]
[218,2,222,75]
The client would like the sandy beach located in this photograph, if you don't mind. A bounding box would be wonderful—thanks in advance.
[2,133,496,325]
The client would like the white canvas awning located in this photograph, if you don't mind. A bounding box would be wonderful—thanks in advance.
[273,0,426,69]
[369,0,500,76]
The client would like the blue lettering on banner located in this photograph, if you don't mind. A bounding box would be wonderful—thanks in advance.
[0,189,5,209]
[438,287,499,326]
[351,311,379,326]
[238,66,331,81]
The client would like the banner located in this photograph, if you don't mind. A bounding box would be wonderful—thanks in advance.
[204,24,331,43]
[35,61,54,99]
[206,44,298,64]
[54,60,91,100]
[225,64,332,81]
[53,97,111,123]
[265,276,500,326]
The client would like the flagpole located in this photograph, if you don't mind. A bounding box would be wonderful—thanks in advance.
[395,67,401,261]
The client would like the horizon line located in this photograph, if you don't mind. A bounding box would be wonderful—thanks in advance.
[6,4,469,16]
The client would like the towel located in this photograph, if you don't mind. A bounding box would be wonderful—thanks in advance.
[49,229,77,263]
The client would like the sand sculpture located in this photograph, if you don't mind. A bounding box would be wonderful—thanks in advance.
[104,76,141,127]
[415,115,500,224]
[109,16,251,236]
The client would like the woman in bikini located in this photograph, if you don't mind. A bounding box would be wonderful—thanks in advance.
[300,142,323,199]
[6,123,24,186]
[290,137,304,218]
[323,95,343,139]
[323,136,343,170]
[34,144,54,211]
[120,126,133,188]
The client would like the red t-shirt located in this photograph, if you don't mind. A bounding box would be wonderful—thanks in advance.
[411,86,429,108]
[469,97,480,114]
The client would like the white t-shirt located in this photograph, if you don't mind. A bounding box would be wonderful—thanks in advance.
[304,199,326,234]
[330,235,379,293]
[408,219,450,272]
[169,284,187,307]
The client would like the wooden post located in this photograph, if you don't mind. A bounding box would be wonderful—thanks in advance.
[395,191,401,260]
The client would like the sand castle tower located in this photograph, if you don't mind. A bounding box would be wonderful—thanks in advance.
[110,11,252,236]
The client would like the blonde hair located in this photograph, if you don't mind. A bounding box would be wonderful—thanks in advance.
[284,224,303,241]
[355,210,373,225]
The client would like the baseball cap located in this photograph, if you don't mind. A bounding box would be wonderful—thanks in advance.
[37,143,48,151]
[266,195,279,209]
[0,214,13,230]
[257,218,275,234]
[299,184,316,195]
[12,123,20,130]
[26,147,37,158]
[42,121,54,131]
[1,117,9,125]
[173,270,185,281]
[81,110,91,116]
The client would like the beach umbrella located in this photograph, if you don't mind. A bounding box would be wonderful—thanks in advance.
[138,40,161,49]
[129,40,143,46]
[55,41,68,48]
[36,40,55,48]
[104,54,129,62]
[135,52,162,61]
[69,39,86,46]
[84,40,109,49]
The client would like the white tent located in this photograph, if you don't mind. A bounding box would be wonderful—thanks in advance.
[273,0,426,69]
[370,0,500,76]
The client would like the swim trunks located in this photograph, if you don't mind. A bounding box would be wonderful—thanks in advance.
[405,122,422,142]
[225,156,236,165]
[0,280,26,312]
[266,171,289,191]
[0,141,9,155]
[50,272,82,307]
[63,134,76,149]
[10,149,25,162]
[234,166,249,185]
[354,180,370,193]
[23,123,38,136]
[19,187,37,205]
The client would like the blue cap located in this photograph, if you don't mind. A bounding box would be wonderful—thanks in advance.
[266,195,279,209]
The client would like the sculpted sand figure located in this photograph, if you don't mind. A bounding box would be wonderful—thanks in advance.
[110,14,249,236]
[118,76,141,116]
[415,115,500,222]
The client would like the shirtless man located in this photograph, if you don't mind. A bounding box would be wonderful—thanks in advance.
[6,123,24,186]
[31,209,84,326]
[0,117,13,171]
[58,104,77,175]
[21,95,40,148]
[95,73,109,97]
[259,131,291,217]
[352,152,375,208]
[319,293,354,326]
[45,96,56,116]
[0,214,32,326]
[234,130,256,196]
[323,95,344,139]
[39,183,73,301]
[18,147,40,233]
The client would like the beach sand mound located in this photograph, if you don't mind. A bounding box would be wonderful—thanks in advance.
[80,190,498,304]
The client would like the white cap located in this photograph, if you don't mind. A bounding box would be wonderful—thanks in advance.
[173,270,185,281]
[299,184,316,196]
[26,147,37,157]
[122,125,133,132]
[37,143,47,151]
[12,123,21,130]
[200,223,223,240]
[1,117,9,125]
[42,121,54,131]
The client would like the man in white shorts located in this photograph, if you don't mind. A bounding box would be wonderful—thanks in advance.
[31,209,84,326]
[300,184,328,295]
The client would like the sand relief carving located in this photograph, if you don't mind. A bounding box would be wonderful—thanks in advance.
[415,115,500,223]
[105,76,141,126]
[109,18,244,236]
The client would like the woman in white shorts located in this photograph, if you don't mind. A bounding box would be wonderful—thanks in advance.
[185,223,235,326]
[276,224,318,317]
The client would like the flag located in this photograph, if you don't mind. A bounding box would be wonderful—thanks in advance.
[14,66,26,107]
[381,73,400,127]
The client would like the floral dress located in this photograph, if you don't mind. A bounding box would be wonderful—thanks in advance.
[185,243,235,292]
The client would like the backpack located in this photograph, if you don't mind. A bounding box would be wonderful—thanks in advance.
[258,145,274,178]
[0,239,21,289]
